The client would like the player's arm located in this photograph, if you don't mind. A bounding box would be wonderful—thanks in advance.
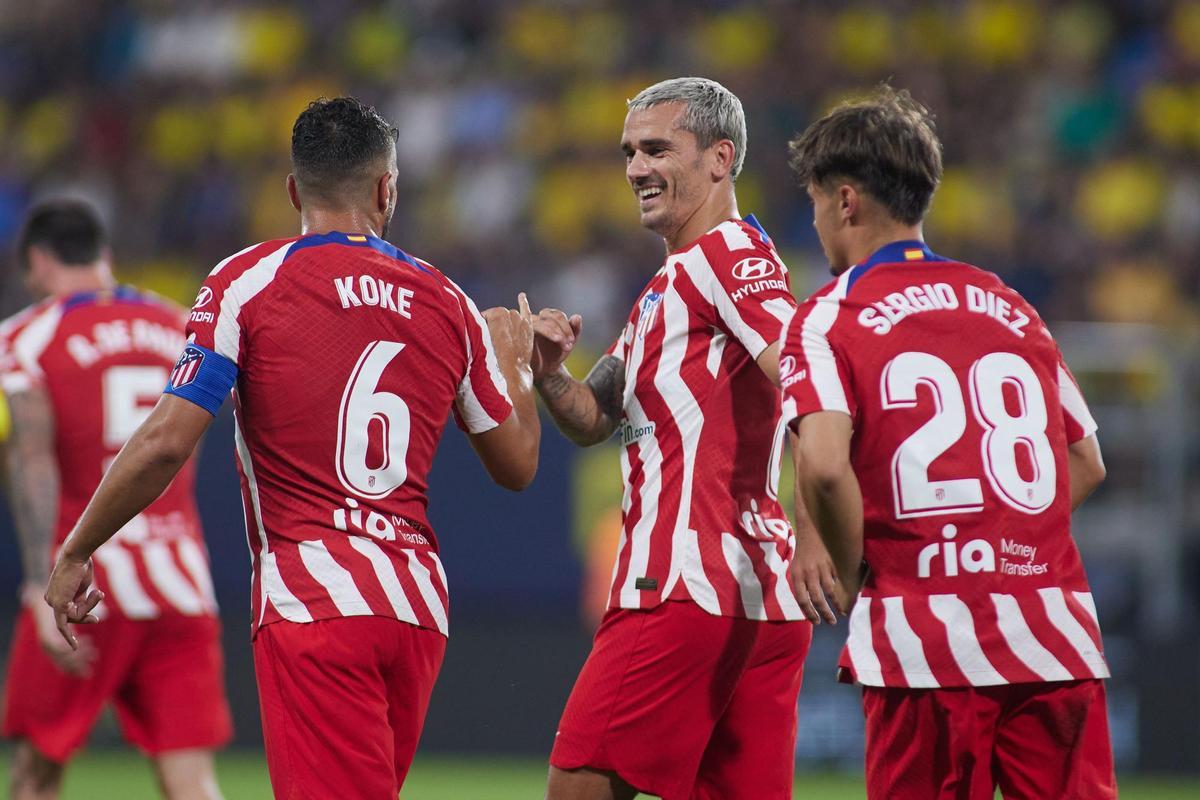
[794,411,864,613]
[524,299,623,448]
[755,340,782,386]
[4,387,58,592]
[469,303,540,491]
[1068,433,1105,510]
[536,357,624,447]
[45,395,213,648]
[788,430,839,624]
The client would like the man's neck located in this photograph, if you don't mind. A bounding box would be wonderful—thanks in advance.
[49,267,113,298]
[300,208,382,238]
[664,189,740,252]
[844,223,924,267]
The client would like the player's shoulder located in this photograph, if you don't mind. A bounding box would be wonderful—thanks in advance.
[0,296,63,348]
[206,236,302,283]
[696,215,778,264]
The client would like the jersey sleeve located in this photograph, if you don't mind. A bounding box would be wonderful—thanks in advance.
[444,282,513,434]
[690,223,797,359]
[606,321,634,361]
[1056,357,1097,443]
[779,285,856,428]
[163,245,272,415]
[0,306,60,396]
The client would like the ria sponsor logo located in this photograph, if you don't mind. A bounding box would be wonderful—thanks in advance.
[332,497,429,546]
[917,524,995,578]
[731,256,776,281]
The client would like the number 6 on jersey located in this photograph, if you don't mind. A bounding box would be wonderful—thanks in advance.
[336,340,411,499]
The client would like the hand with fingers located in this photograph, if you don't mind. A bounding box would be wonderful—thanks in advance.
[43,553,104,651]
[23,582,97,676]
[482,294,536,384]
[519,294,583,383]
[789,529,842,624]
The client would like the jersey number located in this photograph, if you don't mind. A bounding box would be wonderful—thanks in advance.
[102,365,170,448]
[883,351,1055,518]
[336,341,411,500]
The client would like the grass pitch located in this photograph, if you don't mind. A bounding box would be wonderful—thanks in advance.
[0,750,1192,798]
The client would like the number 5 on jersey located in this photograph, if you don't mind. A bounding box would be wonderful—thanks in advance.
[336,341,411,500]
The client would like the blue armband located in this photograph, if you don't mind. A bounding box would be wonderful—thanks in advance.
[163,343,238,416]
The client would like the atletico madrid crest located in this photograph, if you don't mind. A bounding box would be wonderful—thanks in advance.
[170,346,204,389]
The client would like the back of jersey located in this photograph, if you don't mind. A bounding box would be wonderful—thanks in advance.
[0,287,214,619]
[173,233,511,636]
[783,241,1108,688]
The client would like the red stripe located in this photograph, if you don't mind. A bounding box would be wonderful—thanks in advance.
[393,550,439,631]
[868,598,908,686]
[1063,591,1105,652]
[903,598,969,686]
[272,541,336,620]
[324,537,394,618]
[608,441,642,609]
[1015,593,1091,677]
[972,596,1041,684]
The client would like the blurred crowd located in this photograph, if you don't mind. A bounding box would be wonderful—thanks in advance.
[0,0,1198,345]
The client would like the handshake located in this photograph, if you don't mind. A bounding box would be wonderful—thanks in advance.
[482,293,585,385]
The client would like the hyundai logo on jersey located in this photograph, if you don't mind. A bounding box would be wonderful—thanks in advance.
[732,256,776,281]
[637,291,663,338]
[192,286,214,309]
[170,346,205,389]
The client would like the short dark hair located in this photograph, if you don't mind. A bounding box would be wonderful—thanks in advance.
[16,199,107,270]
[291,96,399,203]
[788,86,942,226]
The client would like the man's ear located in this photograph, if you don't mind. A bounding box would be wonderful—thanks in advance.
[286,174,302,212]
[376,171,393,214]
[711,139,736,181]
[838,184,860,223]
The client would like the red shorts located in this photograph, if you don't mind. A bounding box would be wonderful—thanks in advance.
[2,609,232,762]
[862,679,1116,799]
[253,615,446,800]
[551,600,812,800]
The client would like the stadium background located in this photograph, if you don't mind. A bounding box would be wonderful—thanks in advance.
[0,0,1197,796]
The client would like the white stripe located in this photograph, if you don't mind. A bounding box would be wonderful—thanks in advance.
[347,536,419,624]
[990,593,1073,682]
[1057,364,1097,437]
[298,540,369,616]
[881,596,939,687]
[705,331,726,377]
[929,594,1006,685]
[800,270,853,414]
[234,415,311,623]
[211,241,265,275]
[259,552,310,622]
[176,538,218,612]
[1038,588,1109,678]
[142,540,206,615]
[1073,591,1101,626]
[760,296,795,327]
[686,250,769,358]
[618,394,662,608]
[846,596,883,683]
[93,544,159,619]
[404,549,449,635]
[10,304,62,382]
[716,220,754,251]
[213,241,292,363]
[760,540,804,621]
[655,274,717,609]
[445,283,512,433]
[721,533,766,620]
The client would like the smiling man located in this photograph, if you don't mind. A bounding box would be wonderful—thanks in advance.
[524,77,821,800]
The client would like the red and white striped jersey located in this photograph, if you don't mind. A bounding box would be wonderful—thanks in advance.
[169,232,512,638]
[0,287,217,619]
[781,240,1108,688]
[604,216,803,622]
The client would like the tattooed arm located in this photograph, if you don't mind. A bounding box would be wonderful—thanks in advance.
[536,357,625,448]
[5,388,58,589]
